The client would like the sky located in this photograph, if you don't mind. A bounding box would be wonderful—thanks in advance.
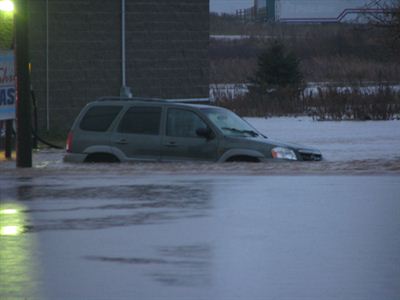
[210,0,254,13]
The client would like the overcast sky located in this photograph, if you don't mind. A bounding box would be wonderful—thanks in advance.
[210,0,254,13]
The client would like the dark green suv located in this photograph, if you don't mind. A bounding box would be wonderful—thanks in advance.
[64,97,322,163]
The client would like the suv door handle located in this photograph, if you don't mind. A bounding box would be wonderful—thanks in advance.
[115,139,128,145]
[164,141,178,148]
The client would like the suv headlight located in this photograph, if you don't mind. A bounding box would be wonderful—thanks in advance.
[271,147,297,160]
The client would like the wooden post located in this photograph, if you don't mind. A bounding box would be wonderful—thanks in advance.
[15,0,32,167]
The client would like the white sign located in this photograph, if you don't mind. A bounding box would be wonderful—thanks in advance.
[0,51,16,120]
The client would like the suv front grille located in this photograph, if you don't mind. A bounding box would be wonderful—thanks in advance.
[298,151,322,161]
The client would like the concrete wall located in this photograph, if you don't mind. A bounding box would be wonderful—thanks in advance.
[28,0,209,131]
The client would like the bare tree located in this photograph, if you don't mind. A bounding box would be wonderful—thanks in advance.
[367,0,400,49]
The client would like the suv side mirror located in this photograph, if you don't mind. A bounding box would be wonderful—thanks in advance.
[196,127,213,140]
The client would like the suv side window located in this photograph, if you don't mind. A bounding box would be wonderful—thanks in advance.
[167,108,207,138]
[80,105,122,132]
[118,106,161,135]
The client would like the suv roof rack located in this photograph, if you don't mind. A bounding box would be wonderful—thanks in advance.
[95,97,210,103]
[96,96,165,102]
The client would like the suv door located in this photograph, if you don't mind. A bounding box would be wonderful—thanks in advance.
[73,105,123,153]
[111,106,162,161]
[162,108,218,161]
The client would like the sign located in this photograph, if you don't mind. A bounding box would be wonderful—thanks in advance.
[0,51,16,120]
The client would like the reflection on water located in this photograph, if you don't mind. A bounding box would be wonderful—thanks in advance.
[0,207,24,236]
[85,244,212,288]
[18,183,212,232]
[151,244,212,287]
[0,173,399,299]
[0,202,42,300]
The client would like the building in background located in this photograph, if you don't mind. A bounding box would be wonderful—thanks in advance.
[239,0,390,23]
[28,0,209,131]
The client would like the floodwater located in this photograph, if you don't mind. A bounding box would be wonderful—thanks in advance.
[1,117,400,299]
[1,174,400,300]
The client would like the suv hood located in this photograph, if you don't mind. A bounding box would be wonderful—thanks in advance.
[266,137,320,153]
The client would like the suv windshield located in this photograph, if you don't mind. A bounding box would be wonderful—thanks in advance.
[201,108,259,137]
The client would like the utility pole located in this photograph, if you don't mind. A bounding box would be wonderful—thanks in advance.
[4,120,12,158]
[15,0,32,167]
[0,1,15,160]
[119,0,132,98]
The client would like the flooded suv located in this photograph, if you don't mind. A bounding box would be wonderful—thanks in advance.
[64,97,322,163]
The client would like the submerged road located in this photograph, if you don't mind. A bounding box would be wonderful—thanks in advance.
[1,172,399,300]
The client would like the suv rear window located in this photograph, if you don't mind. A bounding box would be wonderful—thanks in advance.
[118,106,161,135]
[80,106,122,132]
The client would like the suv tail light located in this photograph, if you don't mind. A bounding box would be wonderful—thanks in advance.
[66,131,73,152]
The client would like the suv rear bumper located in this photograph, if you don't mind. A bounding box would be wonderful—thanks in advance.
[64,152,87,163]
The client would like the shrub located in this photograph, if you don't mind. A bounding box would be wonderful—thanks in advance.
[305,87,400,121]
[252,42,303,91]
[215,85,400,121]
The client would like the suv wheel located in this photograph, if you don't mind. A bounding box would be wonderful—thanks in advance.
[84,153,120,163]
[226,155,260,163]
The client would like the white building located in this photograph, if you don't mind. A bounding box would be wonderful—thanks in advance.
[256,0,390,23]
